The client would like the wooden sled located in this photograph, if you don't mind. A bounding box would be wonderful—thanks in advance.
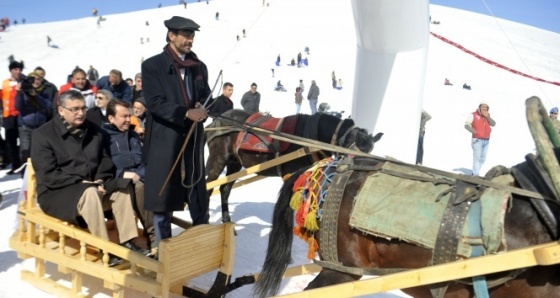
[9,161,236,298]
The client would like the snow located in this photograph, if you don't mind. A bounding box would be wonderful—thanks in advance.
[1,0,560,297]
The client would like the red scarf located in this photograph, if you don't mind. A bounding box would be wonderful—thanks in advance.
[163,44,202,107]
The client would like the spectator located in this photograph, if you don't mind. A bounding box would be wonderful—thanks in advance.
[102,100,154,248]
[297,52,302,67]
[298,79,304,92]
[87,65,99,85]
[141,16,212,252]
[549,107,560,135]
[47,36,52,46]
[331,71,337,89]
[215,12,219,20]
[444,78,453,86]
[209,82,234,116]
[1,60,24,174]
[131,73,143,103]
[307,80,320,115]
[416,110,431,165]
[31,90,152,267]
[464,101,496,176]
[59,68,98,109]
[33,66,58,119]
[463,83,471,90]
[132,97,147,139]
[16,71,53,168]
[294,87,303,114]
[276,54,281,66]
[125,78,133,87]
[240,82,261,113]
[96,69,132,102]
[86,89,112,128]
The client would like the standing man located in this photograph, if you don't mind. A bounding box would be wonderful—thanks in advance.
[1,60,24,174]
[209,82,234,116]
[131,73,143,103]
[141,16,212,250]
[465,101,496,176]
[307,80,320,115]
[87,65,99,86]
[549,107,560,135]
[240,82,260,113]
[416,109,431,165]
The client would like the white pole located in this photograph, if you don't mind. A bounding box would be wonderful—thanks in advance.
[351,0,429,163]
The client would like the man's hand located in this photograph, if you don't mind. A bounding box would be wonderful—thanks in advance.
[480,110,490,118]
[186,105,208,123]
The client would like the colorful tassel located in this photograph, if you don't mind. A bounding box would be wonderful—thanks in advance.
[306,236,319,259]
[304,209,319,231]
[290,189,303,210]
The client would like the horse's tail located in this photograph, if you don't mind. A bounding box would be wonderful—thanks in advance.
[253,169,304,298]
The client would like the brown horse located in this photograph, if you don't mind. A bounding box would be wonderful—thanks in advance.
[254,155,560,298]
[205,109,382,224]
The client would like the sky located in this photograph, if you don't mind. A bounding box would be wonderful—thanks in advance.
[0,0,559,33]
[0,0,560,297]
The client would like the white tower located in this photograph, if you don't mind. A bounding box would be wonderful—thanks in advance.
[351,0,430,163]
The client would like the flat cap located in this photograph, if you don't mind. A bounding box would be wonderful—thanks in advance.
[164,16,200,31]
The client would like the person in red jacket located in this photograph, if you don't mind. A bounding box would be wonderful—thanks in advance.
[464,101,496,176]
[59,68,97,110]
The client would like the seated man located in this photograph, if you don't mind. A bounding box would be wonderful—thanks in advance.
[102,100,154,248]
[31,90,152,267]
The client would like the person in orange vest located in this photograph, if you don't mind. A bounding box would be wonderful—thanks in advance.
[464,101,496,176]
[1,60,24,174]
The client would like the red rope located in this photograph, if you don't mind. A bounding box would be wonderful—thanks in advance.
[430,32,560,87]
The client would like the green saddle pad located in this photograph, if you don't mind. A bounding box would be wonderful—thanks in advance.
[349,162,511,257]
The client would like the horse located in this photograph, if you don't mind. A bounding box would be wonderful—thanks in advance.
[205,109,382,224]
[254,155,560,298]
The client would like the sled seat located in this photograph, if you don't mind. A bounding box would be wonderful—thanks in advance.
[9,160,235,298]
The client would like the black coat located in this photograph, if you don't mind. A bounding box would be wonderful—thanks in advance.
[141,49,211,222]
[209,94,233,116]
[30,117,123,225]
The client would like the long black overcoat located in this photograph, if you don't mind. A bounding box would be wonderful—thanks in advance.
[141,50,211,223]
[30,117,118,225]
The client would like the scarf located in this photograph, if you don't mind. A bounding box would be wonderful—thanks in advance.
[60,115,85,139]
[163,44,202,107]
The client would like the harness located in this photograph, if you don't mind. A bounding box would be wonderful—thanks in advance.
[313,156,558,298]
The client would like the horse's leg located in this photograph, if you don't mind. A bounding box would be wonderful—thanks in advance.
[205,138,231,223]
[305,269,361,290]
[219,160,242,223]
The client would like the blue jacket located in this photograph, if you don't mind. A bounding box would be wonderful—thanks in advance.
[96,76,132,102]
[101,123,145,180]
[15,90,52,128]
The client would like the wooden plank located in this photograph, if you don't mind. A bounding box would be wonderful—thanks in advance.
[211,175,266,196]
[206,147,320,190]
[275,242,560,297]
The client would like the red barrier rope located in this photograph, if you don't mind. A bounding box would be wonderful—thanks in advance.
[430,32,560,87]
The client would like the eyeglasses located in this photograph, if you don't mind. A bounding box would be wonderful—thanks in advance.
[61,106,88,114]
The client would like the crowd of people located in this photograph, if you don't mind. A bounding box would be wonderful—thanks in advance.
[0,16,208,266]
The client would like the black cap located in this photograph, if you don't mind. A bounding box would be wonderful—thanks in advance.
[9,60,24,71]
[164,16,200,31]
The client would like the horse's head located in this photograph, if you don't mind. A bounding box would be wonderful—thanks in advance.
[342,128,383,153]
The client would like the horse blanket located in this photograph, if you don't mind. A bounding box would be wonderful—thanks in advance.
[235,113,298,153]
[349,161,511,258]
